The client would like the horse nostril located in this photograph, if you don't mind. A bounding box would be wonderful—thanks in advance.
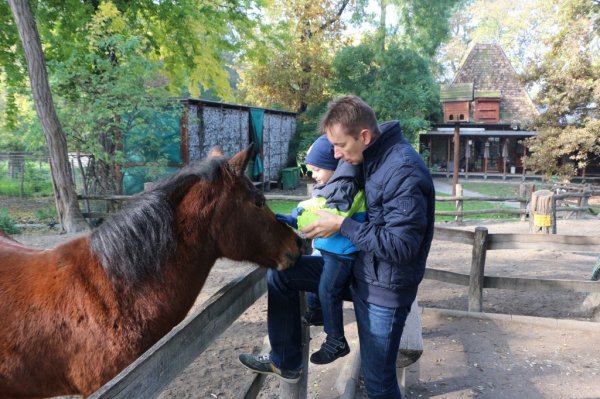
[296,236,303,249]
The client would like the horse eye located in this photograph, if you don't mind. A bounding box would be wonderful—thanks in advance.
[255,195,266,207]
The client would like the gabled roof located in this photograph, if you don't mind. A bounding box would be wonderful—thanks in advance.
[452,43,539,125]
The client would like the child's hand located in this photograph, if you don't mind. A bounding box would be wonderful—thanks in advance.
[275,213,298,229]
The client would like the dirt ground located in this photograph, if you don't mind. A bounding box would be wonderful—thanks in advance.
[10,215,600,399]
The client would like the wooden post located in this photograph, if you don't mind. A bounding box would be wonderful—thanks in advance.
[519,183,535,222]
[529,189,553,234]
[468,227,488,312]
[551,197,557,234]
[280,294,309,398]
[455,184,463,224]
[446,137,451,179]
[397,300,423,397]
[578,191,589,219]
[452,123,460,196]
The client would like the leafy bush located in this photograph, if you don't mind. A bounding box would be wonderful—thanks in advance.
[34,207,58,224]
[0,209,20,234]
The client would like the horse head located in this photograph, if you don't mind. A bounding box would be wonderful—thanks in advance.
[173,145,301,271]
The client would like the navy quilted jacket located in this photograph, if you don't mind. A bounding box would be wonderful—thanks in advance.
[340,121,435,307]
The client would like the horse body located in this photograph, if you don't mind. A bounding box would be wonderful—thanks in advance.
[0,147,300,398]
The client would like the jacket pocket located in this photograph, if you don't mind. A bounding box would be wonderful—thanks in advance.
[358,251,377,282]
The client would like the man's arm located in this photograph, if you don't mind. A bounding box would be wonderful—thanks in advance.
[340,166,431,264]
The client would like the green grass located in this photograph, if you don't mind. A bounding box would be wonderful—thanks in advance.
[435,200,519,222]
[268,200,297,215]
[268,197,519,223]
[460,182,520,197]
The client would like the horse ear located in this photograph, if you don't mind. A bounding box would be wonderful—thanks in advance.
[228,143,255,176]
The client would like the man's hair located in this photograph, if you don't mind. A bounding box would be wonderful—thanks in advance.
[319,95,379,139]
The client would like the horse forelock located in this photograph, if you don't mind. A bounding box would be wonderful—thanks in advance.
[90,158,225,285]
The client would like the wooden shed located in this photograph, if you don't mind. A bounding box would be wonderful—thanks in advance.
[122,99,297,193]
[420,43,540,179]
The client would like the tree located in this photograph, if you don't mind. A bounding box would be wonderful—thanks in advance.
[8,0,87,233]
[332,41,441,143]
[237,0,364,113]
[437,0,562,80]
[51,2,178,196]
[521,0,599,178]
[2,0,263,205]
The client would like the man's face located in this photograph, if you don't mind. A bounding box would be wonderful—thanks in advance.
[326,123,371,165]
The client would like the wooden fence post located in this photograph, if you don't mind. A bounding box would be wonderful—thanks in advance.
[552,197,557,234]
[397,300,423,397]
[468,227,488,312]
[519,183,534,222]
[455,184,463,224]
[280,293,309,399]
[578,191,589,219]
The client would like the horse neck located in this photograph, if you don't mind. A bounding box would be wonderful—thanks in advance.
[123,213,220,338]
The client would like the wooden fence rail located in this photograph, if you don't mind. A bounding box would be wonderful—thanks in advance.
[90,268,268,398]
[78,188,599,222]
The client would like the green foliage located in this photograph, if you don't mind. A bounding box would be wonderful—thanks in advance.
[522,0,600,179]
[0,209,19,234]
[34,206,57,224]
[331,41,441,143]
[394,0,462,58]
[237,0,359,113]
[0,161,54,197]
[437,0,562,79]
[290,102,329,165]
[2,0,263,99]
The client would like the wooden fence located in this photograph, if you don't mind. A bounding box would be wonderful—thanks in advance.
[429,226,600,312]
[435,185,600,223]
[84,225,600,398]
[78,188,600,225]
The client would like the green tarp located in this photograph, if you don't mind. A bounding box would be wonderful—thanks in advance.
[249,108,264,180]
[121,107,181,194]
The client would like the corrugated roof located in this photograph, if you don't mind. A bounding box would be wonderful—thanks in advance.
[440,83,474,102]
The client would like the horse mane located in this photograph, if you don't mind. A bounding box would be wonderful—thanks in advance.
[90,157,226,285]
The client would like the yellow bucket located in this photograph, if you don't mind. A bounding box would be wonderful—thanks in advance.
[533,213,552,227]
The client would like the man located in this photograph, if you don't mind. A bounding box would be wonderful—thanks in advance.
[239,95,435,398]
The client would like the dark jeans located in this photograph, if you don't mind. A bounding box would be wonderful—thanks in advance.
[266,255,414,398]
[353,291,411,399]
[309,252,354,338]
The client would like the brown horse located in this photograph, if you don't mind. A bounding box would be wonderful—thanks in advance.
[0,146,301,398]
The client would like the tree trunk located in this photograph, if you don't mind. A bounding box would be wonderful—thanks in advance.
[8,0,88,233]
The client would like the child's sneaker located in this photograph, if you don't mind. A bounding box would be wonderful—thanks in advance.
[309,335,350,364]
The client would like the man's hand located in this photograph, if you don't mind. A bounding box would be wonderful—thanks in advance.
[301,210,345,239]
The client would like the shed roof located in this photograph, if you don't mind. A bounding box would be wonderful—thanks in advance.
[440,83,474,102]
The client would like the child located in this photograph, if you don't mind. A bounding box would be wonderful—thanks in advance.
[277,135,366,365]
